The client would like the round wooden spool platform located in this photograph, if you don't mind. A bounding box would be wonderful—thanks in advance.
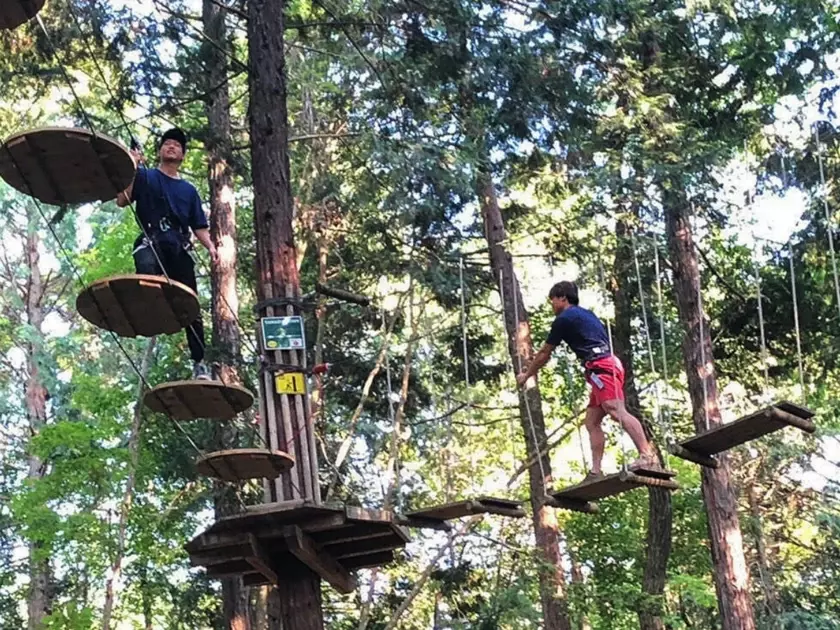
[76,274,200,338]
[196,449,295,482]
[0,0,46,30]
[144,380,255,421]
[0,127,135,204]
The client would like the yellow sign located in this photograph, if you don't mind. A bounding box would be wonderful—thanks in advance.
[275,372,306,395]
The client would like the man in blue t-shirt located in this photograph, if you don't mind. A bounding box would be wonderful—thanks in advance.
[516,281,657,480]
[116,128,218,380]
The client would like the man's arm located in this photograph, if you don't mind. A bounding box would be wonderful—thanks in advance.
[116,148,143,207]
[516,343,555,387]
[193,228,218,264]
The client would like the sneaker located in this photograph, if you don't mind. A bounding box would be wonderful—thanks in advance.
[192,361,212,381]
[629,452,660,471]
[582,471,605,484]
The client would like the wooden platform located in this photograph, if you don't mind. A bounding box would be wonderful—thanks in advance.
[405,496,525,521]
[0,0,45,31]
[672,401,816,468]
[550,468,679,509]
[186,501,412,593]
[144,380,254,420]
[0,127,135,204]
[196,449,295,482]
[76,274,200,338]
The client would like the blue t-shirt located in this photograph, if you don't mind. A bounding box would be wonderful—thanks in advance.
[131,167,208,242]
[546,305,611,363]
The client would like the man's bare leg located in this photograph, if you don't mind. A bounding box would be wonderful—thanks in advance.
[583,405,607,474]
[602,399,656,462]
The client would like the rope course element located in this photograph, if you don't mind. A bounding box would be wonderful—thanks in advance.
[814,124,840,323]
[788,249,806,401]
[14,13,281,498]
[510,267,550,497]
[631,232,669,466]
[653,236,675,447]
[1,141,254,507]
[62,0,262,363]
[595,231,628,471]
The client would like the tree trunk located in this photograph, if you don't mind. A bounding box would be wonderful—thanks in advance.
[252,587,268,630]
[663,192,756,630]
[204,0,251,626]
[102,338,156,630]
[612,218,672,630]
[478,175,572,630]
[24,224,50,630]
[248,0,322,627]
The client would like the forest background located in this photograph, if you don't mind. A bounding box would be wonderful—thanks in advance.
[1,0,840,629]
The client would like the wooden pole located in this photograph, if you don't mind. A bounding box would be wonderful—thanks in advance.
[247,1,323,628]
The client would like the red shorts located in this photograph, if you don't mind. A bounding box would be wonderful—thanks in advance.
[585,355,625,408]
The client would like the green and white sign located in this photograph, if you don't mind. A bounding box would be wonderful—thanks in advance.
[261,316,306,351]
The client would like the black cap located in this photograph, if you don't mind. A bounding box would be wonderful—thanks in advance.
[159,127,187,154]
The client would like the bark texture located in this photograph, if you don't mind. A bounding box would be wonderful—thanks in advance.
[248,1,322,627]
[664,192,756,630]
[478,175,572,630]
[25,225,50,630]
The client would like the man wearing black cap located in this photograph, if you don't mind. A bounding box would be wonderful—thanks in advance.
[116,128,218,380]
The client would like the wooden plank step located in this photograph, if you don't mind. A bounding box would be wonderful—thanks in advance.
[144,380,254,420]
[677,401,816,458]
[0,127,134,203]
[195,449,295,482]
[323,533,408,560]
[405,496,525,522]
[551,470,680,503]
[0,0,46,30]
[342,550,395,571]
[77,274,199,338]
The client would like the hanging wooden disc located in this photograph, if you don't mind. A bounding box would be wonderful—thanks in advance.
[76,274,200,337]
[196,449,295,482]
[0,127,134,204]
[0,0,46,30]
[144,380,255,421]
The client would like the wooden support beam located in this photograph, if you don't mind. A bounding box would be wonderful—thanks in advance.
[669,443,719,468]
[342,551,395,570]
[283,526,357,594]
[324,535,407,560]
[544,496,599,514]
[396,515,453,531]
[618,470,680,491]
[770,405,816,434]
[244,536,279,584]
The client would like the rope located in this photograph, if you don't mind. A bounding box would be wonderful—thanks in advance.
[754,255,770,393]
[595,236,627,470]
[653,236,674,445]
[789,249,806,402]
[460,256,470,391]
[694,239,711,432]
[509,268,549,496]
[814,124,840,323]
[631,233,668,464]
